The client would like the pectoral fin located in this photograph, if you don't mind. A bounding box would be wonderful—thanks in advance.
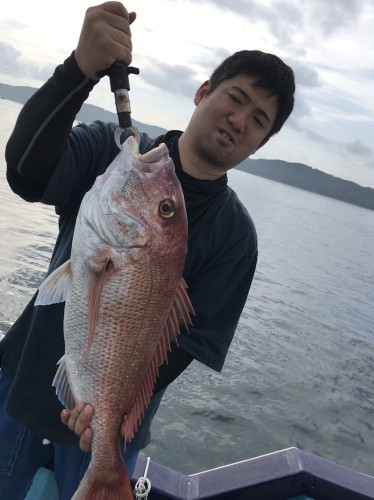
[84,252,113,364]
[34,260,71,306]
[52,356,75,410]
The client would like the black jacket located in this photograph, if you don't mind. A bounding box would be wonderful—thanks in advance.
[1,54,258,451]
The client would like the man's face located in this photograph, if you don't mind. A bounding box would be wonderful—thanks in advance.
[189,74,279,172]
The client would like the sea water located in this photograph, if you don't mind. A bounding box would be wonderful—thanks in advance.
[1,99,373,479]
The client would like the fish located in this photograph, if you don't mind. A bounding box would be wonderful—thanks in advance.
[35,135,194,499]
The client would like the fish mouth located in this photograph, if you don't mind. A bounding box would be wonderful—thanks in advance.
[140,143,172,177]
[137,155,175,185]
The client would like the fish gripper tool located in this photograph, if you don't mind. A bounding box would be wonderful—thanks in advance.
[98,63,140,148]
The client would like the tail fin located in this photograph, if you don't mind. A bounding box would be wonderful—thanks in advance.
[71,461,133,500]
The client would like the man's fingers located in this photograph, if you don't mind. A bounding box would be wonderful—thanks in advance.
[60,403,94,452]
[129,11,136,25]
[60,408,70,426]
[74,404,94,436]
[74,2,136,79]
[79,427,93,453]
[63,402,84,432]
[98,1,130,18]
[60,403,93,434]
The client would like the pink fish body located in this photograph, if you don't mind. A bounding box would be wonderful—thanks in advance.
[35,136,193,499]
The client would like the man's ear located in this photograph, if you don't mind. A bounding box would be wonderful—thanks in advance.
[194,80,210,106]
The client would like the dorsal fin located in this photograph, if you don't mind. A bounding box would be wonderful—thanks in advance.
[122,277,195,442]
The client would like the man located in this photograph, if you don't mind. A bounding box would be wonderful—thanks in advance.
[0,2,295,498]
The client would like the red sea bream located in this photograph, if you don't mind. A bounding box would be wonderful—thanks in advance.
[35,136,194,499]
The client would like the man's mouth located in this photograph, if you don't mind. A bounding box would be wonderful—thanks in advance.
[218,129,235,146]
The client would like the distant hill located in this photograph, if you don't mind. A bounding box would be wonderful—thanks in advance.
[237,159,374,211]
[0,82,166,139]
[1,82,373,211]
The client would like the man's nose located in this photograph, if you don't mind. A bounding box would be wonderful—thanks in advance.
[228,110,247,133]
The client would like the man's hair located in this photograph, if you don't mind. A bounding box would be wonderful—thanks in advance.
[208,50,295,141]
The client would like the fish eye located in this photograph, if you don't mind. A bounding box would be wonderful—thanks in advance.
[159,199,175,219]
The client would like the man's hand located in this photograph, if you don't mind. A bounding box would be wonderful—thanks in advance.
[61,402,129,452]
[74,2,137,81]
[61,403,94,452]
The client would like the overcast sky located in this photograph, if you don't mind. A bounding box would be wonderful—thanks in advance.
[1,0,373,188]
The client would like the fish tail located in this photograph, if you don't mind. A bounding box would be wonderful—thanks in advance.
[71,461,133,500]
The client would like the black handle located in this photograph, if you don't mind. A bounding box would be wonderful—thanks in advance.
[96,63,139,91]
[110,63,139,92]
[97,63,140,130]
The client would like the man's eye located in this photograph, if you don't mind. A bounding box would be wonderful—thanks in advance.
[228,93,241,104]
[254,117,264,128]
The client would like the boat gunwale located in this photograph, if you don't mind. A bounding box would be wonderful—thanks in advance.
[131,447,374,500]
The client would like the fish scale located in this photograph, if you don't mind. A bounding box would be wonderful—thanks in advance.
[35,136,194,499]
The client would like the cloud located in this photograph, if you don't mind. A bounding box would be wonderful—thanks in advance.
[0,18,27,31]
[291,96,313,120]
[0,41,55,81]
[185,0,301,47]
[284,59,321,119]
[345,140,373,159]
[140,59,201,97]
[302,126,334,147]
[301,0,363,36]
[293,122,374,165]
[186,0,367,49]
[288,59,321,89]
[0,42,22,76]
[192,47,232,78]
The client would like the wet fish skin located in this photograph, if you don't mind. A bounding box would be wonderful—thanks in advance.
[35,136,193,499]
